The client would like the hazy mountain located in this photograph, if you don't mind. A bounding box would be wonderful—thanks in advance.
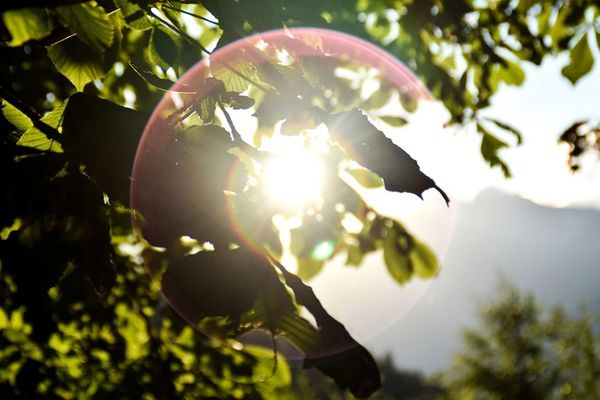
[370,189,600,374]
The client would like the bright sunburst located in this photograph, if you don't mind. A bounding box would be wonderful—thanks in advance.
[262,147,324,209]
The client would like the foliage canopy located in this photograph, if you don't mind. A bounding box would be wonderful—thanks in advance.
[1,0,599,398]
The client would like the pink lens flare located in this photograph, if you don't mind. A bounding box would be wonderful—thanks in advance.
[131,27,456,359]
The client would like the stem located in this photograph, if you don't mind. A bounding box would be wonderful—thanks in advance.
[217,101,266,161]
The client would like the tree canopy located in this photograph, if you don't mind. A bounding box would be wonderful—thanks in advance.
[1,0,599,399]
[435,279,600,400]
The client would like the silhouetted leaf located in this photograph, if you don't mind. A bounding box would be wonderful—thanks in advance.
[161,247,269,325]
[561,34,594,85]
[274,262,381,399]
[62,93,147,203]
[328,109,449,204]
[132,123,241,247]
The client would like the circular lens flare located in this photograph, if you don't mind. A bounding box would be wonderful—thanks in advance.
[263,148,324,209]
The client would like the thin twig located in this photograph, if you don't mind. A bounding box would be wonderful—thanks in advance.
[150,9,212,56]
[217,101,267,161]
[161,4,219,26]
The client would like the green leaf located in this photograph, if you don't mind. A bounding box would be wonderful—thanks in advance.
[379,115,408,127]
[211,55,255,93]
[383,225,412,284]
[18,101,68,153]
[148,27,178,70]
[48,36,107,91]
[56,2,114,54]
[485,118,523,144]
[296,258,324,282]
[498,59,525,86]
[1,100,33,132]
[550,7,570,50]
[114,0,152,30]
[347,167,384,188]
[345,244,364,266]
[561,34,594,85]
[2,8,52,46]
[197,95,217,123]
[478,123,511,178]
[400,92,418,112]
[409,239,438,279]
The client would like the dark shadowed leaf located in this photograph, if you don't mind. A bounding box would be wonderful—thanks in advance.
[148,27,178,70]
[160,247,269,324]
[62,93,147,203]
[327,109,449,204]
[274,261,381,399]
[132,123,242,247]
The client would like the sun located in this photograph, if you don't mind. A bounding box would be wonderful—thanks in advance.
[262,147,325,209]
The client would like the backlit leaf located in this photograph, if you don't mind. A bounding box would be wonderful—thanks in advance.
[347,167,384,188]
[379,115,408,127]
[409,239,439,279]
[56,2,114,54]
[2,8,52,46]
[1,99,33,132]
[561,34,594,85]
[484,117,523,144]
[383,225,412,284]
[48,36,107,91]
[296,258,324,282]
[479,123,511,177]
[18,100,68,152]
